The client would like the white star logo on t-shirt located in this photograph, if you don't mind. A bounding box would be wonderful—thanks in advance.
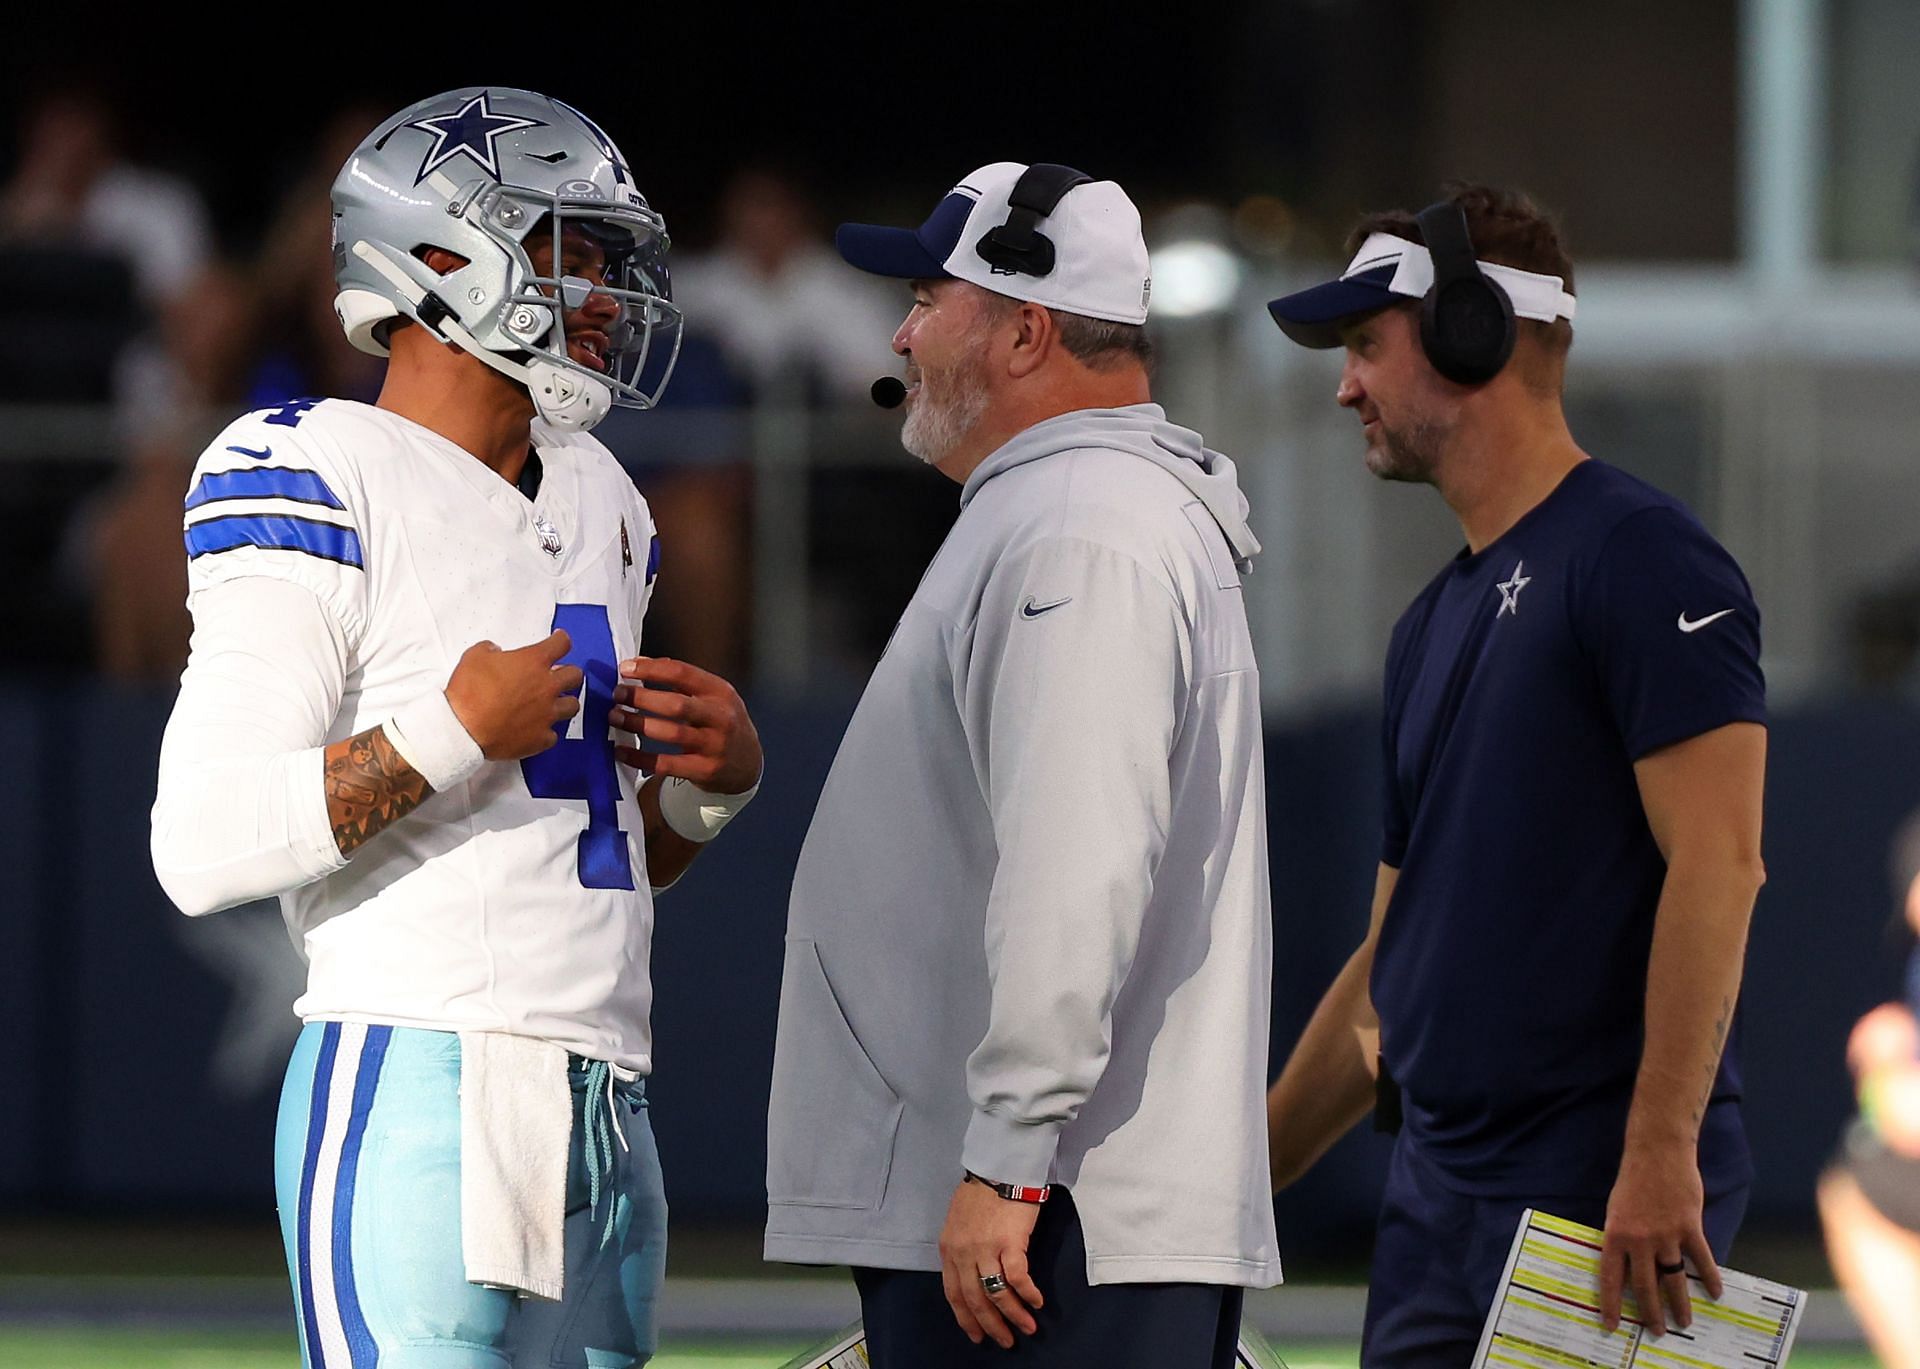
[1496,561,1531,617]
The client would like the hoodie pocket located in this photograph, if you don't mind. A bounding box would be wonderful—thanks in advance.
[766,937,905,1210]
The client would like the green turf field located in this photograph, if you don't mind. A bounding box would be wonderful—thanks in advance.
[0,1331,1882,1369]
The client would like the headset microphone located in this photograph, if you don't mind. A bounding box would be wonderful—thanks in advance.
[870,377,907,409]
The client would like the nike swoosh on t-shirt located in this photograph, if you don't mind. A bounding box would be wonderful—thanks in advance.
[1678,609,1736,633]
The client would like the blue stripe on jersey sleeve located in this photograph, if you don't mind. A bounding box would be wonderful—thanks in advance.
[184,514,365,569]
[645,534,660,584]
[184,468,346,511]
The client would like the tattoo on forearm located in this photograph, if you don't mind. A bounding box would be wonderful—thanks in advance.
[325,725,431,857]
[1693,995,1734,1127]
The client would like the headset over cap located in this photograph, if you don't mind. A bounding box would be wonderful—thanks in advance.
[1267,201,1577,385]
[836,161,1152,325]
[330,87,681,430]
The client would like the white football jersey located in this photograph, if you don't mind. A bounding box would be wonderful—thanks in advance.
[174,397,662,1070]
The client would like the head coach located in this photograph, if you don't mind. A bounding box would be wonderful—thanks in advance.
[1263,183,1768,1363]
[762,162,1281,1367]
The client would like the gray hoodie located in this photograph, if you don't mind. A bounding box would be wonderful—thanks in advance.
[765,403,1281,1288]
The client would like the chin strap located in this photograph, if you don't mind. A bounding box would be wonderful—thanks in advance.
[349,240,612,431]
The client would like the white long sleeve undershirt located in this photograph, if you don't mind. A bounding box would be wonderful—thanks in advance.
[150,577,351,917]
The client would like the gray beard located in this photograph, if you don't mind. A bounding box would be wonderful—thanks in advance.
[1367,414,1449,484]
[901,362,992,467]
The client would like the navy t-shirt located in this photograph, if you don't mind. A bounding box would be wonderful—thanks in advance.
[1374,459,1765,1196]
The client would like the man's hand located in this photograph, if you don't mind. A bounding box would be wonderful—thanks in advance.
[610,656,762,794]
[1597,1146,1723,1336]
[937,1179,1044,1350]
[444,630,583,761]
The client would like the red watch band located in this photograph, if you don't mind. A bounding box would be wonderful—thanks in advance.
[966,1170,1051,1204]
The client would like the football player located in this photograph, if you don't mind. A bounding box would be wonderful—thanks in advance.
[150,88,762,1368]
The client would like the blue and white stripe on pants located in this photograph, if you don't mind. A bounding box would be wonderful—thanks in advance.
[286,1020,390,1368]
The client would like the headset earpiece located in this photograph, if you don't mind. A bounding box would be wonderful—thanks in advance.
[1415,201,1515,385]
[975,164,1093,278]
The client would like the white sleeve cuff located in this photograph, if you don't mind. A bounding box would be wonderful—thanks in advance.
[385,691,486,793]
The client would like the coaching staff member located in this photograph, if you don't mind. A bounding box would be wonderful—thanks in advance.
[763,162,1281,1367]
[1264,184,1767,1364]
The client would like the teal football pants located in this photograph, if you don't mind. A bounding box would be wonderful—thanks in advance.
[274,1022,667,1368]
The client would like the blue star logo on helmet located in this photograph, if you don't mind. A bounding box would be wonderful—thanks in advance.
[404,91,547,185]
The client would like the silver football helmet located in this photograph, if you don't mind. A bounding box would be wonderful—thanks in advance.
[331,87,680,430]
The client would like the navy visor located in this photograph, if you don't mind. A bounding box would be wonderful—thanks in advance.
[1266,265,1400,348]
[836,191,976,280]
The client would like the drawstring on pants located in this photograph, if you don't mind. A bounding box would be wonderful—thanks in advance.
[581,1058,643,1250]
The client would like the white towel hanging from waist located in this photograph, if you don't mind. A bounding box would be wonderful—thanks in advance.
[458,1031,572,1301]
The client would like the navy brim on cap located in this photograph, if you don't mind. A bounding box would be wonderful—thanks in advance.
[1266,265,1398,348]
[836,190,978,280]
[834,223,950,279]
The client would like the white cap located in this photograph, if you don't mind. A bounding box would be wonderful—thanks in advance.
[836,161,1152,325]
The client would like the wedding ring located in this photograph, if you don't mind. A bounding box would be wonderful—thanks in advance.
[1655,1258,1686,1277]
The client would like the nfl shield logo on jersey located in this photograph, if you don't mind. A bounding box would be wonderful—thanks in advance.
[534,513,563,557]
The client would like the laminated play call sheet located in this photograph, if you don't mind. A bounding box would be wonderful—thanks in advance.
[1472,1210,1804,1369]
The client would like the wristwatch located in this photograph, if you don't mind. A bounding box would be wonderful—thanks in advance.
[965,1170,1051,1204]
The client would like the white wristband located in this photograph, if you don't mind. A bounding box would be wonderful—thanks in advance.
[384,691,486,793]
[657,773,759,843]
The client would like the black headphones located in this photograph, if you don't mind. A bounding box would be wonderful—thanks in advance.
[975,163,1093,278]
[1414,200,1515,385]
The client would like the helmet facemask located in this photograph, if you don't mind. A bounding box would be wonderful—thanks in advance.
[477,184,683,417]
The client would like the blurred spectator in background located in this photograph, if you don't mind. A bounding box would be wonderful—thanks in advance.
[1,81,216,426]
[114,260,257,429]
[676,167,900,403]
[1819,831,1920,1369]
[82,436,196,682]
[64,263,254,683]
[636,168,903,680]
[244,104,385,408]
[613,332,754,681]
[0,81,217,672]
[0,83,212,315]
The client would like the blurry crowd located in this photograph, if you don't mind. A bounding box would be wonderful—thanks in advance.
[0,87,920,688]
[24,80,1920,703]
